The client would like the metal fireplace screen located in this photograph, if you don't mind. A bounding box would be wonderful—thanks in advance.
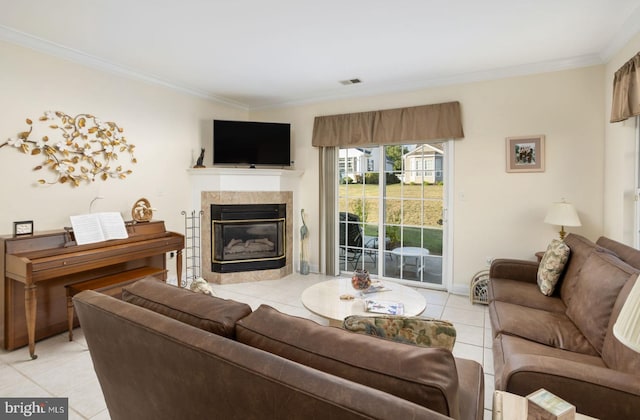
[211,203,286,273]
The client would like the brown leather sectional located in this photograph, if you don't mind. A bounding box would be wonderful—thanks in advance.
[73,278,484,420]
[488,233,640,420]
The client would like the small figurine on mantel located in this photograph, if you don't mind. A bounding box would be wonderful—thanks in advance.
[194,148,206,168]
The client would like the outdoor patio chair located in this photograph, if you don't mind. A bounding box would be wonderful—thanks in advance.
[340,212,364,268]
[339,212,364,268]
[339,213,386,271]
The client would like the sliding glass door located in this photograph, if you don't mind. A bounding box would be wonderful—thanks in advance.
[338,143,448,287]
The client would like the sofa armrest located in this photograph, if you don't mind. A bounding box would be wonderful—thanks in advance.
[502,354,640,419]
[489,259,538,284]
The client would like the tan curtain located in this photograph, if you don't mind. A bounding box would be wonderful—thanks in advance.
[611,52,640,123]
[319,147,338,275]
[312,101,464,147]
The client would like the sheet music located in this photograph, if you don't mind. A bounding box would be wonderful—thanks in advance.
[70,212,128,245]
[96,212,128,239]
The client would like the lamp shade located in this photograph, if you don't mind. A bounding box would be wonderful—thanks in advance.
[544,201,582,227]
[613,278,640,353]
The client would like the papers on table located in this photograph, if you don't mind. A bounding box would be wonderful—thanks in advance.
[364,299,405,315]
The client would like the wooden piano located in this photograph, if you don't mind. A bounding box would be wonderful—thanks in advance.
[0,220,184,359]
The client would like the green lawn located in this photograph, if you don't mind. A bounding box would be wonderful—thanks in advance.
[339,183,444,255]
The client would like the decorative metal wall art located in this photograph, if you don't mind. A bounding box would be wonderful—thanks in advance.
[1,111,137,186]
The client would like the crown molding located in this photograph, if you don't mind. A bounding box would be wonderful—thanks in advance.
[0,24,248,110]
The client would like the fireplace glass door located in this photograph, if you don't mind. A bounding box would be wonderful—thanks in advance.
[211,204,286,273]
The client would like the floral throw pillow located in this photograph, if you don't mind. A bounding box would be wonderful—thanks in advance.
[342,315,456,351]
[537,239,571,296]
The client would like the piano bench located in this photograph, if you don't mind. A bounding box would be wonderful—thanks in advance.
[65,267,167,341]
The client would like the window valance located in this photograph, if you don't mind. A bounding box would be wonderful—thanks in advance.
[312,101,464,147]
[611,51,640,123]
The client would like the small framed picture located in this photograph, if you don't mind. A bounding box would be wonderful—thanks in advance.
[506,135,545,173]
[13,220,34,237]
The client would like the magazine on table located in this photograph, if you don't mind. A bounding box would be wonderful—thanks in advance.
[364,299,404,315]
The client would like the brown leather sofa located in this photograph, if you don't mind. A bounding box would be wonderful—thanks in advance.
[488,233,640,420]
[73,278,484,420]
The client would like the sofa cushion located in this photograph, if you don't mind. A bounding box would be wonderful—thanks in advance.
[537,239,570,296]
[489,300,598,355]
[489,278,566,313]
[236,304,464,419]
[342,315,456,350]
[565,251,638,354]
[122,278,252,338]
[602,276,640,374]
[559,234,617,307]
[492,333,607,390]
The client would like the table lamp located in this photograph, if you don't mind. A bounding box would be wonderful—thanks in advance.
[544,200,581,240]
[614,279,640,353]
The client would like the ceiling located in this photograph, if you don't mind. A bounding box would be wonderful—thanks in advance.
[2,0,640,110]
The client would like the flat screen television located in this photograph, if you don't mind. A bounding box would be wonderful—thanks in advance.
[213,119,291,167]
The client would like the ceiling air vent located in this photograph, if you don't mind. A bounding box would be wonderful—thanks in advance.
[339,78,362,86]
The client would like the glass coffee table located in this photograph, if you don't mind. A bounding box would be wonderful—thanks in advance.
[301,278,427,327]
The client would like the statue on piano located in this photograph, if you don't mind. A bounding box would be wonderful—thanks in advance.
[132,198,154,222]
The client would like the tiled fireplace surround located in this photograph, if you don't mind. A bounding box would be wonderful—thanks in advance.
[189,168,302,284]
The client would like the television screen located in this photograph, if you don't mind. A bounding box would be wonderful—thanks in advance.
[213,120,291,167]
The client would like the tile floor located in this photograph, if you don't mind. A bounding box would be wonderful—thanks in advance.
[0,273,495,420]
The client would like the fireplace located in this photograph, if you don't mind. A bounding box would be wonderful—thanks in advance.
[199,189,294,284]
[211,204,286,273]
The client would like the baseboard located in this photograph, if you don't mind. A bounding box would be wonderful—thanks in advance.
[450,283,470,296]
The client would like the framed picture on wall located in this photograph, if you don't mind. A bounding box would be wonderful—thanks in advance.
[506,135,545,173]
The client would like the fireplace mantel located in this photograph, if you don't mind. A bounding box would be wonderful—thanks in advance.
[188,168,303,207]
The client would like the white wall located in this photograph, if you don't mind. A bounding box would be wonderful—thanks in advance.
[253,65,605,292]
[0,41,247,277]
[604,32,640,243]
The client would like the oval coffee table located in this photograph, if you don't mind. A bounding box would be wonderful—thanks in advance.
[301,278,427,327]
